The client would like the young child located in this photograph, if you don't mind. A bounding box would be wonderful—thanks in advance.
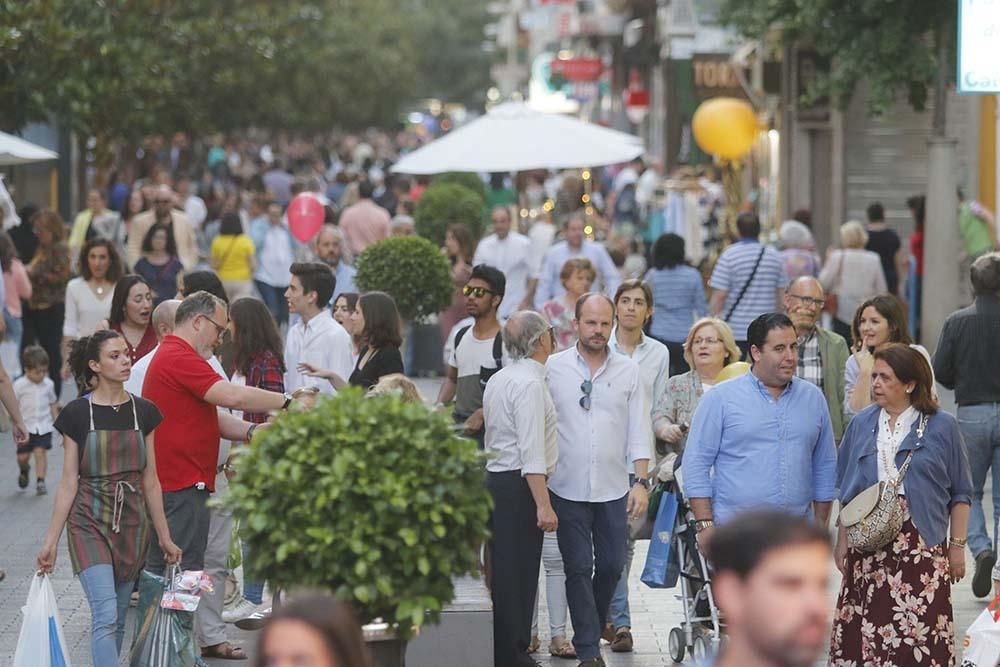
[15,346,58,495]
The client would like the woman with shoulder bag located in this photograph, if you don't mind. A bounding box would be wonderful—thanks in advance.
[830,343,972,666]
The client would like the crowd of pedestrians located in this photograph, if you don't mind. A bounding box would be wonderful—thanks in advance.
[0,131,999,667]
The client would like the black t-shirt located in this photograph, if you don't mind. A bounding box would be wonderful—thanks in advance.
[865,228,901,294]
[348,346,405,390]
[54,395,163,450]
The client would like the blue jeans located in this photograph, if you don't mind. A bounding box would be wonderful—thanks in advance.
[78,564,134,667]
[552,492,628,661]
[254,280,289,327]
[957,404,1000,556]
[241,541,265,605]
[609,533,636,628]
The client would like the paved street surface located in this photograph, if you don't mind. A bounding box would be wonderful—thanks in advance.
[0,380,990,665]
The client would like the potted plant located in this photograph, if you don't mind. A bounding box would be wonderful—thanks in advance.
[432,171,488,203]
[413,182,486,244]
[355,235,454,322]
[226,389,492,667]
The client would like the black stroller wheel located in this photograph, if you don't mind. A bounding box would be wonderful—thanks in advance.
[668,627,686,663]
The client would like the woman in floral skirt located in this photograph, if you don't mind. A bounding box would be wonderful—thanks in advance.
[831,343,972,666]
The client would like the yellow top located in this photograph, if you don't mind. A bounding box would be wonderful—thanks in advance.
[211,234,256,281]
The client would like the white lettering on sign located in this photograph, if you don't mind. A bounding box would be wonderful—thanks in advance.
[959,0,1000,93]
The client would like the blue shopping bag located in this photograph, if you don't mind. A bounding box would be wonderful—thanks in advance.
[640,492,680,589]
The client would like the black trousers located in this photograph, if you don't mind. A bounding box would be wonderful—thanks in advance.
[486,471,543,667]
[21,303,64,397]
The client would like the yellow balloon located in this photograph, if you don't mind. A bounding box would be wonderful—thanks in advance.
[715,361,751,383]
[692,97,759,161]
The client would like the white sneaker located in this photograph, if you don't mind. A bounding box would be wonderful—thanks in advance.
[222,598,262,624]
[234,606,272,631]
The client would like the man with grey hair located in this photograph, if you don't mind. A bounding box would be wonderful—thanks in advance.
[935,251,1000,597]
[313,224,357,301]
[142,291,302,660]
[482,310,559,667]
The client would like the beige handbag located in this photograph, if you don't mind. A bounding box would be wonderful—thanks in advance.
[840,413,927,553]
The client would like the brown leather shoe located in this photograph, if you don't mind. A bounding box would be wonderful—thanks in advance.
[601,623,616,643]
[610,628,634,653]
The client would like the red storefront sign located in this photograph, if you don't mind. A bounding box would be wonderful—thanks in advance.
[550,58,604,82]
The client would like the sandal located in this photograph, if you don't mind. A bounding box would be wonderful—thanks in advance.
[201,642,248,660]
[549,638,576,659]
[527,635,540,653]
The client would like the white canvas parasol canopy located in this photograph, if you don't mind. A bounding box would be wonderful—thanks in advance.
[0,131,59,166]
[392,102,643,174]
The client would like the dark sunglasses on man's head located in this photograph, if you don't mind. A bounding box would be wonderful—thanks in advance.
[579,380,593,411]
[463,286,494,298]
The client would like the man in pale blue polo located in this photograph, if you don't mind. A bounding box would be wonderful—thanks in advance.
[683,313,837,547]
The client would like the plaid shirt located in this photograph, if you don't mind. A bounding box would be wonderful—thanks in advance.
[796,329,823,390]
[241,350,286,424]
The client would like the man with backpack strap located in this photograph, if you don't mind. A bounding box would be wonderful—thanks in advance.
[435,264,506,448]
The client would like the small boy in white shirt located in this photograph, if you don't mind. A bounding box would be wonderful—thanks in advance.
[15,346,58,495]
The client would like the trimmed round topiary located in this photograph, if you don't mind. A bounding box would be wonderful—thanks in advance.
[226,389,491,639]
[432,172,487,203]
[414,182,485,245]
[354,235,454,322]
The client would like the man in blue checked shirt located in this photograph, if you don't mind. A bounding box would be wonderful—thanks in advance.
[682,312,837,550]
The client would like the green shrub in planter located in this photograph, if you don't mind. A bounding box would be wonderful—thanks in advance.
[414,182,485,245]
[354,236,453,322]
[432,171,487,203]
[226,389,491,639]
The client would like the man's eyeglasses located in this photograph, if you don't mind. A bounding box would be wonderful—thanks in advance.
[788,294,826,309]
[463,286,494,298]
[579,380,593,411]
[154,198,173,205]
[201,314,228,338]
[692,337,721,346]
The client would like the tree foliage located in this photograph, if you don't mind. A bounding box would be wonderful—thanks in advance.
[414,183,486,245]
[226,389,492,638]
[355,235,454,321]
[0,0,418,138]
[718,0,955,115]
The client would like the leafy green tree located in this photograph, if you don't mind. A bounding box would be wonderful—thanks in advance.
[719,0,955,125]
[355,236,454,321]
[414,182,487,245]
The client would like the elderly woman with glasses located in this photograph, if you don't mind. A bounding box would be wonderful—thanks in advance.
[542,257,596,351]
[651,317,741,462]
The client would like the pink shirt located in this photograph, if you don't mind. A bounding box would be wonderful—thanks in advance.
[5,259,31,318]
[339,200,390,256]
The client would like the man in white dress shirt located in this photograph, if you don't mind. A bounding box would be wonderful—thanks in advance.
[483,310,559,667]
[473,207,535,320]
[604,279,669,653]
[283,262,354,394]
[546,293,650,666]
[534,214,621,310]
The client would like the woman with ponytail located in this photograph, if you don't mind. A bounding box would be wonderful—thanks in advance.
[36,330,181,667]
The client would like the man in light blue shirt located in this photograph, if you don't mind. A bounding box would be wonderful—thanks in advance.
[546,293,650,666]
[534,213,621,310]
[683,313,837,547]
[313,225,357,301]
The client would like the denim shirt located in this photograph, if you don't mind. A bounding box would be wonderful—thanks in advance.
[837,404,973,547]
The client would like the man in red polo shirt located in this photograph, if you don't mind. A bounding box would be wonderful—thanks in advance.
[143,291,294,576]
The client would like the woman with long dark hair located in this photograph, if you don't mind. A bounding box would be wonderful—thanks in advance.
[23,209,72,396]
[104,275,156,365]
[133,223,183,307]
[37,330,181,667]
[256,595,372,667]
[440,223,477,338]
[300,291,404,390]
[0,231,31,373]
[332,292,362,359]
[644,233,707,376]
[62,238,125,378]
[211,211,256,302]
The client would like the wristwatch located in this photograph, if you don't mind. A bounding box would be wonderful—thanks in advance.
[695,519,715,533]
[632,477,650,490]
[281,393,293,410]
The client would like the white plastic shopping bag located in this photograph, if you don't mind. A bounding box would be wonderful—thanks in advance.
[963,597,1000,667]
[13,573,73,667]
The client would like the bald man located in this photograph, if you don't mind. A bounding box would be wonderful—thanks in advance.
[313,224,357,301]
[127,185,199,270]
[782,276,849,442]
[124,299,181,395]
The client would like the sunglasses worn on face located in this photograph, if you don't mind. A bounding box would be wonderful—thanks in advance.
[463,286,494,298]
[579,380,593,411]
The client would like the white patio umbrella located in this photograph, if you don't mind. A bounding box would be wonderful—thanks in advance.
[0,131,58,166]
[392,102,643,174]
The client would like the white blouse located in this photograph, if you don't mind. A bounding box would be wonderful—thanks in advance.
[876,405,919,494]
[62,277,113,338]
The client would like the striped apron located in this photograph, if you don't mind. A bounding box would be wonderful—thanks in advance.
[67,395,151,583]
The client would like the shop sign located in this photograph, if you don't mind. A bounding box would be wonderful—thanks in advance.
[959,0,1000,93]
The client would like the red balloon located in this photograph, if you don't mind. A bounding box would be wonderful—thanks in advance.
[287,194,325,242]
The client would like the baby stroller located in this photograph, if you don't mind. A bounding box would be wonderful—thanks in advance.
[666,467,725,663]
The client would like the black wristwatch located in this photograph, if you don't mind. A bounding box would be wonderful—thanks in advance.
[281,393,293,410]
[633,477,650,490]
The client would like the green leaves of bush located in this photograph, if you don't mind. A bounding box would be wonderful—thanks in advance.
[354,236,454,322]
[226,389,491,639]
[414,183,486,245]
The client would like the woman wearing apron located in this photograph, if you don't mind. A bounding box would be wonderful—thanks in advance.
[37,329,181,667]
